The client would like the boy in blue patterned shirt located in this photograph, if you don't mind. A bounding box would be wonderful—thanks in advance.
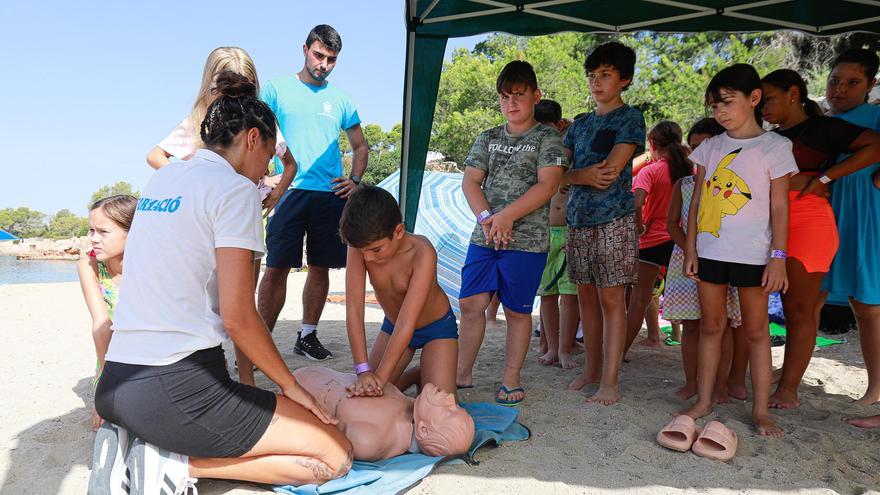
[563,42,646,406]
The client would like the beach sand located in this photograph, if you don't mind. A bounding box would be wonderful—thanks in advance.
[1,270,879,494]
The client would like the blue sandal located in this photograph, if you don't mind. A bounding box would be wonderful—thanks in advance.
[495,385,525,406]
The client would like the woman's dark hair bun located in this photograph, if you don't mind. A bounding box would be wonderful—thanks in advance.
[212,71,257,99]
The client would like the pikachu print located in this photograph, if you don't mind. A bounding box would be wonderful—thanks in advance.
[697,148,752,237]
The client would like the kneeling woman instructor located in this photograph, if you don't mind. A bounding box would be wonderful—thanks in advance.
[95,72,352,490]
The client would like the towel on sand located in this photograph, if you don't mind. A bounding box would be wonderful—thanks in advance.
[274,402,529,495]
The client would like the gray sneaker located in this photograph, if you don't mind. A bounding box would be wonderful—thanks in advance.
[88,422,131,495]
[125,437,196,495]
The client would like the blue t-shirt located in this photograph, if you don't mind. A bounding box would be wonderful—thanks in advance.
[563,105,646,227]
[261,75,361,192]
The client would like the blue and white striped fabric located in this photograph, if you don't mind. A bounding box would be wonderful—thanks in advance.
[378,170,473,316]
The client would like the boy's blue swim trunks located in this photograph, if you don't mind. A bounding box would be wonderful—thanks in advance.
[380,308,458,349]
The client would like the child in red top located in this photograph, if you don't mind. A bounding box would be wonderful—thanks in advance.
[624,121,693,352]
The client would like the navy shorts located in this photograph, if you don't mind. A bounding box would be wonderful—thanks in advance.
[266,189,347,269]
[459,244,547,314]
[698,257,765,288]
[95,347,276,458]
[381,308,458,349]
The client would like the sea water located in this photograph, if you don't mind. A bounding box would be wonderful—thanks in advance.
[0,255,79,285]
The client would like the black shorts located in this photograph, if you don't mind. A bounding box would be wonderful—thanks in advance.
[266,189,347,269]
[95,347,277,458]
[698,257,765,288]
[639,240,675,268]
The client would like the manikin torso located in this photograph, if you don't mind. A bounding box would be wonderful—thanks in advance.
[293,367,414,461]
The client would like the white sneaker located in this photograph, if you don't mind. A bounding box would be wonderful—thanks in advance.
[88,422,131,495]
[125,437,198,495]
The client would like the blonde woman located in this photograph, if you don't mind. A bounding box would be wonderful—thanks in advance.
[146,46,296,215]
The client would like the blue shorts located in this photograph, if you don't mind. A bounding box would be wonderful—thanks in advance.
[265,189,347,269]
[381,308,458,349]
[459,244,547,314]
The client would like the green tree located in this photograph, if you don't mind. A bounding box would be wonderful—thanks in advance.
[0,207,47,238]
[46,209,88,239]
[427,31,872,164]
[89,181,138,209]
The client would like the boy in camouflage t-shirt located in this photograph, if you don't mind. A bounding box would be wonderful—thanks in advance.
[456,61,568,406]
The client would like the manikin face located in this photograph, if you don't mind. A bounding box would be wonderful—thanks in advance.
[356,224,404,264]
[825,62,874,115]
[413,384,475,457]
[88,208,128,262]
[302,40,338,83]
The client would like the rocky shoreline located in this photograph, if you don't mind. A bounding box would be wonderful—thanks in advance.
[0,237,87,260]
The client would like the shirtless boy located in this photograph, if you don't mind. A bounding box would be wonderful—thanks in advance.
[340,185,458,397]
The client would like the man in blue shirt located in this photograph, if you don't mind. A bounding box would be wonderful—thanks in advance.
[258,24,369,361]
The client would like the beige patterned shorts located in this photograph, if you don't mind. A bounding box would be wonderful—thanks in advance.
[567,213,638,288]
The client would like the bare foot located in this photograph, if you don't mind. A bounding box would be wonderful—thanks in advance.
[727,383,748,401]
[771,368,783,384]
[715,387,732,404]
[456,371,473,390]
[754,413,784,438]
[539,343,549,355]
[676,384,697,402]
[854,392,880,405]
[675,401,713,420]
[559,352,577,370]
[636,337,661,348]
[768,388,801,409]
[539,350,559,366]
[586,384,621,406]
[572,342,584,355]
[569,372,600,391]
[844,414,880,428]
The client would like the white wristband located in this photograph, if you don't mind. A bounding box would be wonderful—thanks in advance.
[818,175,832,184]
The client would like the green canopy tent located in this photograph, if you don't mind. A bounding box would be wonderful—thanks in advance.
[398,0,880,229]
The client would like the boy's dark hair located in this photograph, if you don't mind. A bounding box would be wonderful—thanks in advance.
[535,100,562,125]
[705,63,762,124]
[496,60,538,94]
[200,71,277,148]
[584,42,636,90]
[832,48,879,81]
[687,117,724,143]
[339,185,402,248]
[306,24,342,52]
[762,69,823,118]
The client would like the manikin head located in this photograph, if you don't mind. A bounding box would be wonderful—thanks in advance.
[412,384,475,457]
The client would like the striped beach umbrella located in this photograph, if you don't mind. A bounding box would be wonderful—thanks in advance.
[379,170,473,315]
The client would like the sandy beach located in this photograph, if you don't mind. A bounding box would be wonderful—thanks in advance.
[1,270,879,494]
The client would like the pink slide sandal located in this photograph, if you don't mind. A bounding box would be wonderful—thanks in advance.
[656,415,700,452]
[691,421,738,461]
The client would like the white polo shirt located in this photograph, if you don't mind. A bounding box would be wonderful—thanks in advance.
[106,149,265,366]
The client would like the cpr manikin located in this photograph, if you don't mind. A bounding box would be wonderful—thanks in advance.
[292,367,475,461]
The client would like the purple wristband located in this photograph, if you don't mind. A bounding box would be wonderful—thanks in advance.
[355,362,371,375]
[476,209,492,223]
[771,249,787,260]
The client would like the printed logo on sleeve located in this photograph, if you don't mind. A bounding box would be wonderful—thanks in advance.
[137,196,182,213]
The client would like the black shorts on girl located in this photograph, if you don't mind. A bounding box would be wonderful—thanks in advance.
[95,346,276,458]
[638,240,675,268]
[697,257,765,287]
